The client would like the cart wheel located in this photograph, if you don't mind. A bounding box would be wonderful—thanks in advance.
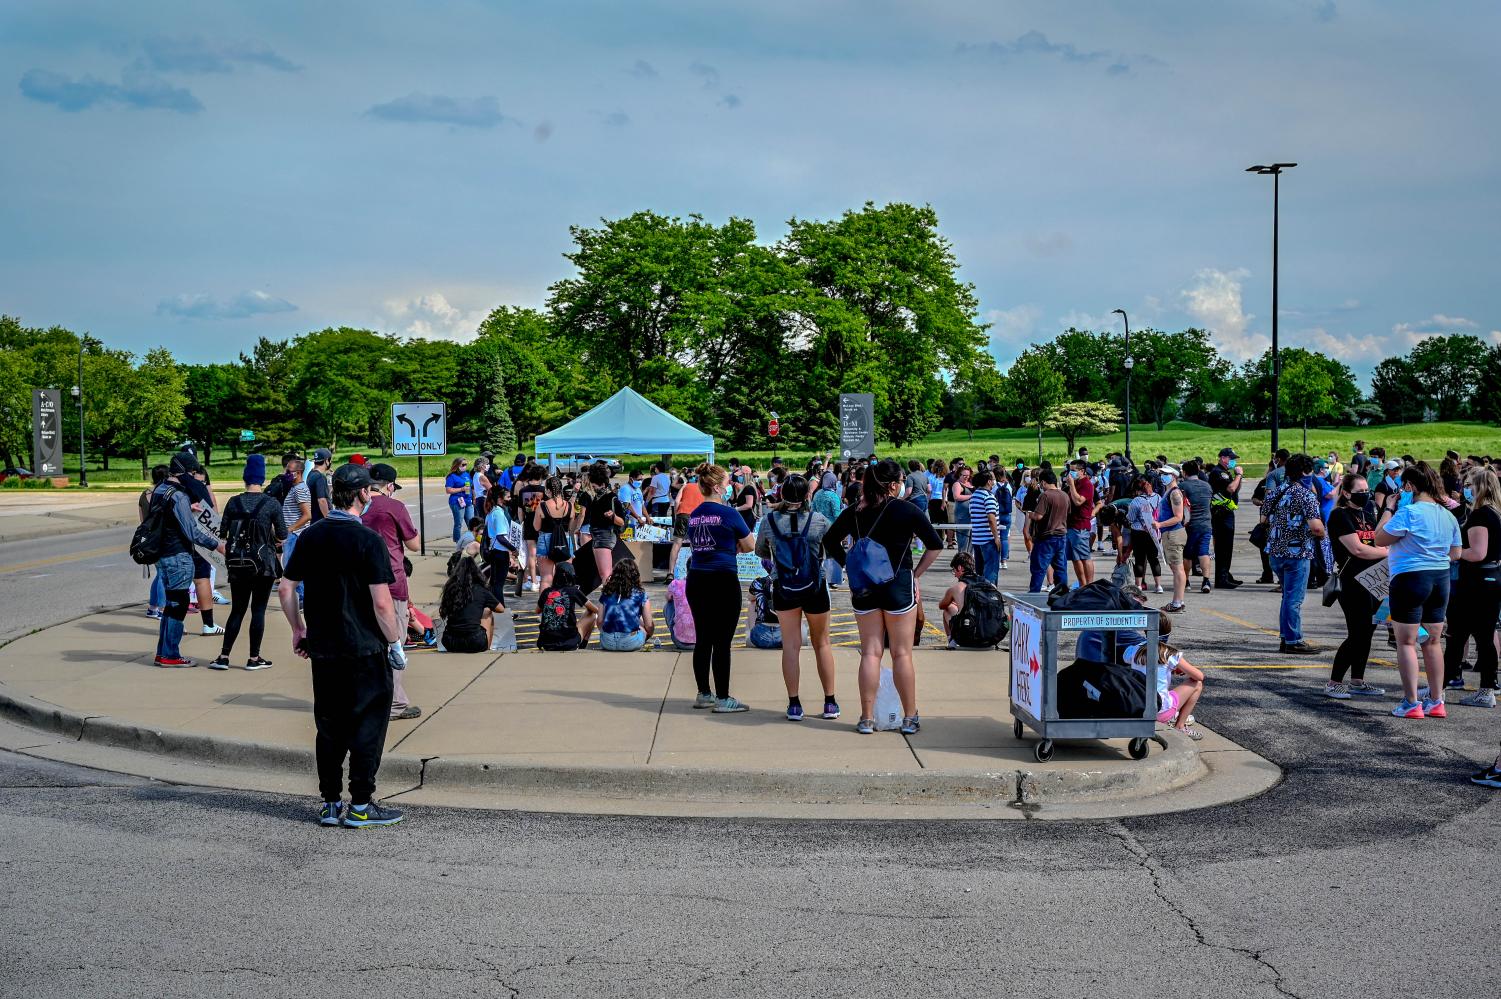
[1013,718,1024,740]
[1034,740,1054,763]
[1128,738,1150,760]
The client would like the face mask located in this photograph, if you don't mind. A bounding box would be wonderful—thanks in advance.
[1228,459,1237,470]
[1464,487,1474,503]
[1398,489,1414,509]
[1386,475,1399,489]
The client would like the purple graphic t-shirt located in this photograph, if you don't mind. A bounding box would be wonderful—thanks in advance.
[686,501,749,574]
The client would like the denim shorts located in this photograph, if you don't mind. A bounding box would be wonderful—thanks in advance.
[1186,526,1212,559]
[1065,528,1093,561]
[600,628,646,652]
[1389,568,1451,625]
[591,528,617,552]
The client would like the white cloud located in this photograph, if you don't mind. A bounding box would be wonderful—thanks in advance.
[1179,267,1262,360]
[382,292,486,340]
[984,304,1041,348]
[1491,330,1501,346]
[1391,313,1478,348]
[1292,326,1386,359]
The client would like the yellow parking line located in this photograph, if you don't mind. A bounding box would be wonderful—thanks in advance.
[1200,607,1283,639]
[0,545,123,575]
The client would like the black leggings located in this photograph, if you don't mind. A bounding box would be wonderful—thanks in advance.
[223,571,275,659]
[685,569,742,699]
[484,549,510,608]
[1331,576,1378,683]
[1131,530,1161,579]
[1444,578,1500,688]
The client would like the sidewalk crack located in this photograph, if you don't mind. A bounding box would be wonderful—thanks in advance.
[388,654,499,752]
[645,653,678,764]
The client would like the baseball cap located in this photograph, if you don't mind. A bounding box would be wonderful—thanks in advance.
[369,463,401,490]
[1384,459,1402,470]
[1218,447,1239,459]
[332,462,373,489]
[312,447,333,464]
[169,451,201,475]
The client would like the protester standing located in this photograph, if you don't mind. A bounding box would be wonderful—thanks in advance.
[968,471,1001,584]
[1127,477,1164,592]
[305,448,332,524]
[949,467,974,553]
[754,475,837,721]
[1155,465,1189,612]
[1444,466,1501,706]
[362,463,423,721]
[1206,448,1244,589]
[139,464,169,618]
[1026,470,1070,593]
[1325,473,1388,698]
[211,454,286,670]
[684,463,754,712]
[1264,454,1325,654]
[1063,458,1097,586]
[279,463,406,827]
[1179,460,1215,594]
[149,453,228,667]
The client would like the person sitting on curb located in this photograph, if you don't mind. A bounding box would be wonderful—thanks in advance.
[745,565,783,649]
[1124,615,1205,741]
[438,555,499,654]
[536,562,599,651]
[598,560,655,652]
[938,551,977,642]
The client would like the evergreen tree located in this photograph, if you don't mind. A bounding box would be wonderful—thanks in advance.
[483,362,517,454]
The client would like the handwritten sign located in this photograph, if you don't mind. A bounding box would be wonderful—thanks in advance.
[1010,602,1044,719]
[1356,560,1390,600]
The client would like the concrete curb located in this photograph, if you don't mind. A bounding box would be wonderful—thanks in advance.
[0,514,134,545]
[0,687,1203,808]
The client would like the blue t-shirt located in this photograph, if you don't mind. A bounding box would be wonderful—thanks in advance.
[1384,501,1462,576]
[446,472,471,509]
[686,501,750,574]
[601,588,647,634]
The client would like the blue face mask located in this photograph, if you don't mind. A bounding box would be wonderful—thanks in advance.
[1464,487,1475,503]
[1228,459,1237,470]
[1398,489,1413,509]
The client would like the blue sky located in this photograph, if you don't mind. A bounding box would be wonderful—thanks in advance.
[3,0,1497,383]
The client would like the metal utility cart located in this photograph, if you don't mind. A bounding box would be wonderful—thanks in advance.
[1003,592,1161,763]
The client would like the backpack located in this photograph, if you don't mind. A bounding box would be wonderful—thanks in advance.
[224,496,279,576]
[950,576,1008,648]
[1056,658,1147,719]
[845,503,896,594]
[766,511,821,594]
[265,471,290,503]
[128,486,180,565]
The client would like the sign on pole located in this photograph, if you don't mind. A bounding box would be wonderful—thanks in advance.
[32,389,63,476]
[839,392,874,459]
[391,402,447,456]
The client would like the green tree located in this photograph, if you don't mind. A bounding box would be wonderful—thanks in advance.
[0,331,35,469]
[468,307,577,445]
[182,363,248,466]
[287,328,396,452]
[1408,334,1487,420]
[1045,401,1122,458]
[1002,348,1065,463]
[1279,354,1339,451]
[482,360,517,455]
[81,348,138,470]
[1038,329,1118,405]
[128,347,187,475]
[238,337,297,445]
[1370,356,1427,423]
[1129,328,1221,430]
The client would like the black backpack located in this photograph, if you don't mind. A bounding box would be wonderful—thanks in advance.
[951,576,1008,648]
[1056,658,1147,719]
[223,495,279,577]
[265,471,290,503]
[128,486,180,565]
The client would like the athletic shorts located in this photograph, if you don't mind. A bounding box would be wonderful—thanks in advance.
[772,580,831,615]
[1389,568,1451,625]
[1159,529,1185,567]
[673,513,690,539]
[1065,528,1092,561]
[191,551,212,580]
[1186,526,1212,559]
[852,569,916,616]
[441,628,489,654]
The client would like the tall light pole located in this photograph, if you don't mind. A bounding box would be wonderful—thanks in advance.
[1246,162,1296,455]
[1111,308,1133,464]
[72,334,96,487]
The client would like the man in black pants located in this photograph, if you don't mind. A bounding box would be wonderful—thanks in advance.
[1206,447,1244,589]
[279,463,406,828]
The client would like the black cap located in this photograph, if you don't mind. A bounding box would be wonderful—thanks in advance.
[332,462,373,489]
[369,463,401,490]
[1218,447,1239,459]
[169,451,201,475]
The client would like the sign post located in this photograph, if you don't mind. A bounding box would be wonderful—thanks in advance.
[768,413,779,463]
[839,393,875,460]
[392,402,448,555]
[32,389,63,478]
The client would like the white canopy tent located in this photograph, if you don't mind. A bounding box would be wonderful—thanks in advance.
[534,387,714,468]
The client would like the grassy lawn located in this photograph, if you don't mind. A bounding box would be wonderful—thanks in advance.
[23,420,1498,489]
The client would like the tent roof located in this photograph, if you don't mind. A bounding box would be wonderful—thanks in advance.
[535,387,714,456]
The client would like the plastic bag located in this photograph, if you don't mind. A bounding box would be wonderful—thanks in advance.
[874,667,904,731]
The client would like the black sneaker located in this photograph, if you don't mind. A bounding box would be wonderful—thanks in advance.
[342,801,405,827]
[1217,578,1242,589]
[1279,641,1320,655]
[1255,575,1274,585]
[1200,580,1212,594]
[318,801,343,826]
[1469,767,1501,789]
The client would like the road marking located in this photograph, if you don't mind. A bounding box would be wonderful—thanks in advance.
[0,545,123,575]
[1200,606,1284,639]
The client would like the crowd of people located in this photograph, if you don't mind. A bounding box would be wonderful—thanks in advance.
[132,433,1501,825]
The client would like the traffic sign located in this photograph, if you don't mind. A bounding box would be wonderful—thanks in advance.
[768,419,779,438]
[392,402,447,456]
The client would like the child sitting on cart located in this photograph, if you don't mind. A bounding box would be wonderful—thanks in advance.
[1123,615,1205,741]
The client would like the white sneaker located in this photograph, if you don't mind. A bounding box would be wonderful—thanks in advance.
[1154,584,1164,594]
[524,580,535,591]
[211,590,230,605]
[201,624,225,636]
[1459,688,1497,708]
[1000,561,1009,571]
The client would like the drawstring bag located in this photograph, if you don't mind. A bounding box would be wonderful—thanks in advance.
[845,503,896,594]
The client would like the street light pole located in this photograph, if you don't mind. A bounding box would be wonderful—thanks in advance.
[1111,308,1133,464]
[1246,163,1296,455]
[75,335,90,487]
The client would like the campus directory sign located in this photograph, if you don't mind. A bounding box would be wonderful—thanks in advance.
[32,389,63,476]
[839,393,874,459]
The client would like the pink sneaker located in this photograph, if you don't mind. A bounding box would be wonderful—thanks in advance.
[1422,698,1447,719]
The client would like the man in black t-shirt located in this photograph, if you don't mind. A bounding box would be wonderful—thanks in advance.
[305,448,333,524]
[280,462,405,828]
[1206,447,1244,588]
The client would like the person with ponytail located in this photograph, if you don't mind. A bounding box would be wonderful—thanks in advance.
[823,458,943,735]
[1446,466,1501,705]
[1324,472,1388,699]
[684,462,755,712]
[755,474,837,721]
[1375,462,1463,719]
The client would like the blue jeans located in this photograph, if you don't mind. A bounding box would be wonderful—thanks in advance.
[997,520,1011,562]
[283,530,303,601]
[149,567,166,610]
[154,553,194,659]
[972,540,1000,584]
[1029,536,1068,593]
[450,503,466,543]
[1270,555,1311,643]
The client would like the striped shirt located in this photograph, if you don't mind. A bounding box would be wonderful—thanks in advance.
[970,487,999,545]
